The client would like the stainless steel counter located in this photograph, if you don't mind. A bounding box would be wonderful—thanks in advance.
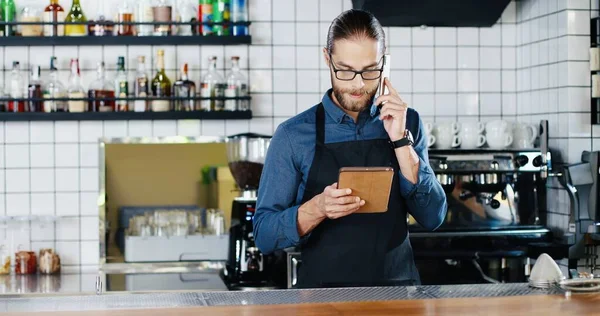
[0,283,565,313]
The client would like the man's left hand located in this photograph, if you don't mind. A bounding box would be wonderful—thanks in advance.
[375,78,408,142]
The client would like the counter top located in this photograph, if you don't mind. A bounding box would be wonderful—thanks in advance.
[2,282,594,314]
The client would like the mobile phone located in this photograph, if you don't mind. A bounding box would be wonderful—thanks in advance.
[376,54,391,102]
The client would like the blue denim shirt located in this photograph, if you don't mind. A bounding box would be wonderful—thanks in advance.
[253,89,447,255]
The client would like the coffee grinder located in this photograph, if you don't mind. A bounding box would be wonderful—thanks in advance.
[224,133,275,289]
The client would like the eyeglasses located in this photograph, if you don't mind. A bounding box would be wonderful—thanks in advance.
[329,54,384,81]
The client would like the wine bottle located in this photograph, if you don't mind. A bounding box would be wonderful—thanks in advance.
[134,55,149,112]
[151,49,172,112]
[67,58,86,112]
[173,63,196,111]
[43,0,66,36]
[65,0,88,36]
[28,65,43,112]
[115,56,129,111]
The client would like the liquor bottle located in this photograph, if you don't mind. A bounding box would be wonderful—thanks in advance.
[135,0,154,36]
[115,56,129,111]
[88,1,114,37]
[200,56,224,111]
[88,62,115,112]
[67,58,86,112]
[43,0,66,36]
[133,55,149,112]
[230,0,247,36]
[43,56,67,112]
[225,56,248,111]
[152,0,172,36]
[151,49,172,111]
[173,63,196,111]
[8,61,24,112]
[198,0,213,36]
[212,0,230,36]
[117,0,134,36]
[176,0,196,36]
[1,0,16,36]
[65,0,88,36]
[27,65,44,112]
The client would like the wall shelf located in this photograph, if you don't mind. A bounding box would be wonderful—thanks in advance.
[0,110,252,121]
[0,35,251,46]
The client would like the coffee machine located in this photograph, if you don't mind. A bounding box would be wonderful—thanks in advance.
[223,133,278,289]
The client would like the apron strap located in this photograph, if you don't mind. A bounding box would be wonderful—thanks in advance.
[316,103,325,145]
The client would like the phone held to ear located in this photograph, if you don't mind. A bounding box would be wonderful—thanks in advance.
[376,54,391,109]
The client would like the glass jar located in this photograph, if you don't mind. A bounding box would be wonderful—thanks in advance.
[15,250,37,275]
[0,245,10,275]
[19,7,43,37]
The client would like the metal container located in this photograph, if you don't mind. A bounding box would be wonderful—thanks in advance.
[226,133,272,191]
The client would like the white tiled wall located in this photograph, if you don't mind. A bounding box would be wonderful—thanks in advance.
[0,0,598,270]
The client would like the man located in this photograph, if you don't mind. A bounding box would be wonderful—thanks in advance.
[253,9,447,289]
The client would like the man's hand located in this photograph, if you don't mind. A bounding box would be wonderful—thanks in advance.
[375,78,408,142]
[314,183,365,219]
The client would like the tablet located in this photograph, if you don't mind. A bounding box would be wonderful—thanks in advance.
[337,167,394,213]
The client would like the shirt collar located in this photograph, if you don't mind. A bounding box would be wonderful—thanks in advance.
[321,89,380,124]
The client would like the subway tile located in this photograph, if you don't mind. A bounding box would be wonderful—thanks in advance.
[296,22,320,45]
[251,93,274,117]
[568,138,592,163]
[0,170,4,193]
[480,93,502,115]
[568,113,591,138]
[412,47,434,69]
[80,168,99,192]
[435,71,457,93]
[568,10,590,35]
[388,47,411,69]
[81,217,99,241]
[152,121,177,137]
[273,70,296,93]
[104,46,128,70]
[55,144,79,168]
[297,93,321,113]
[79,121,103,143]
[320,0,342,21]
[103,121,128,138]
[389,28,411,46]
[5,169,29,193]
[412,94,435,116]
[4,47,28,69]
[412,27,434,46]
[319,22,330,47]
[4,122,29,143]
[458,70,479,92]
[502,93,517,115]
[502,47,516,69]
[568,36,590,60]
[226,120,250,135]
[568,87,591,112]
[567,0,590,9]
[273,93,297,117]
[273,46,296,69]
[539,16,549,41]
[434,94,457,116]
[5,144,30,168]
[249,22,272,45]
[57,241,80,265]
[296,47,320,69]
[273,0,295,21]
[434,28,457,46]
[249,70,273,93]
[30,122,54,143]
[297,70,320,93]
[249,118,274,136]
[502,70,516,92]
[80,241,99,265]
[56,192,79,217]
[201,47,225,69]
[30,169,54,193]
[435,47,457,69]
[201,120,226,136]
[568,61,590,86]
[0,122,3,143]
[80,192,98,216]
[273,22,296,45]
[458,47,479,69]
[31,221,55,241]
[413,71,434,93]
[176,120,201,137]
[55,168,79,192]
[249,46,272,69]
[320,70,331,94]
[479,24,501,46]
[54,121,78,143]
[29,192,54,216]
[56,217,79,241]
[177,46,201,69]
[501,24,516,46]
[502,1,517,23]
[128,46,153,71]
[480,47,501,69]
[457,28,478,46]
[538,41,549,65]
[296,0,319,21]
[391,70,412,93]
[548,13,558,39]
[458,93,479,116]
[127,120,152,137]
[6,193,30,216]
[249,0,271,21]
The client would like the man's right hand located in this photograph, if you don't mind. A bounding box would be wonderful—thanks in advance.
[314,183,365,219]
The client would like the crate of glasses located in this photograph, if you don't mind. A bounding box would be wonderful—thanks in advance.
[119,206,228,262]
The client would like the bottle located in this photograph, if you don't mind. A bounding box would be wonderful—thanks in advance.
[133,55,149,112]
[152,0,172,36]
[43,0,66,36]
[212,0,230,36]
[230,0,247,36]
[173,63,196,111]
[117,0,134,36]
[115,56,129,111]
[27,65,43,112]
[225,56,248,111]
[43,56,67,112]
[151,49,172,111]
[88,62,115,112]
[88,1,114,37]
[198,0,213,36]
[20,7,43,37]
[176,0,196,36]
[67,58,86,113]
[8,61,24,112]
[1,0,16,36]
[200,56,224,111]
[65,0,88,36]
[135,0,154,36]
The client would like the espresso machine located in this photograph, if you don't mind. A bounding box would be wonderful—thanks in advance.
[223,133,283,289]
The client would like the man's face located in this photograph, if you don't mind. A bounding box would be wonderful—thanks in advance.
[324,38,382,113]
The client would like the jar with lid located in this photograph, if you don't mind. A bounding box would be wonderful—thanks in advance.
[15,250,37,275]
[0,245,10,275]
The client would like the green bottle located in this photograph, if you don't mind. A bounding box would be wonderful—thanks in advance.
[212,0,230,36]
[65,0,87,36]
[1,0,16,37]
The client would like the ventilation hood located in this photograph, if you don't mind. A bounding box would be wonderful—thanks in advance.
[352,0,512,27]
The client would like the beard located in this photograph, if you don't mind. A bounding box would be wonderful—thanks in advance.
[331,80,378,113]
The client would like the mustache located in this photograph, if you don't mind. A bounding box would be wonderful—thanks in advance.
[341,89,369,95]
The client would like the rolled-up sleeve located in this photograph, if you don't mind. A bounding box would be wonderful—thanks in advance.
[253,124,306,255]
[399,112,448,231]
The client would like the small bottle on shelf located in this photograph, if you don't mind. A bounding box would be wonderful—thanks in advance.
[152,0,173,36]
[151,49,172,111]
[115,56,129,111]
[200,56,224,111]
[231,0,247,36]
[27,65,44,112]
[212,0,230,36]
[134,55,149,112]
[88,62,116,112]
[8,61,25,112]
[117,0,134,36]
[43,0,66,36]
[225,56,248,111]
[136,0,154,36]
[67,58,86,113]
[65,0,88,36]
[1,0,17,37]
[173,63,196,111]
[43,56,67,112]
[19,7,43,37]
[198,0,213,36]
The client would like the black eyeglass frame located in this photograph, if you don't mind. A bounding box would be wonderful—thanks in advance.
[328,53,384,81]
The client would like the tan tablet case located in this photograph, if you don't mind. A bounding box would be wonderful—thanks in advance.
[337,167,394,213]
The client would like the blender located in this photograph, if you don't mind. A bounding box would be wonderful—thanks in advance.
[224,133,274,289]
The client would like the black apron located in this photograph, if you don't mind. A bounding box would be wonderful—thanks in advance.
[297,103,417,288]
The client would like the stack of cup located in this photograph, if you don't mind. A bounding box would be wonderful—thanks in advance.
[459,122,486,149]
[424,122,436,148]
[486,120,513,149]
[432,122,460,149]
[512,122,538,149]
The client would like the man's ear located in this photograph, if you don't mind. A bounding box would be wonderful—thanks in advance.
[322,47,330,67]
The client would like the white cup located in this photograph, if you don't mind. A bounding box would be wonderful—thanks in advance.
[434,121,460,135]
[435,133,461,149]
[461,133,486,149]
[460,121,485,135]
[486,120,511,134]
[424,122,434,135]
[487,133,513,149]
[428,134,436,148]
[512,123,538,149]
